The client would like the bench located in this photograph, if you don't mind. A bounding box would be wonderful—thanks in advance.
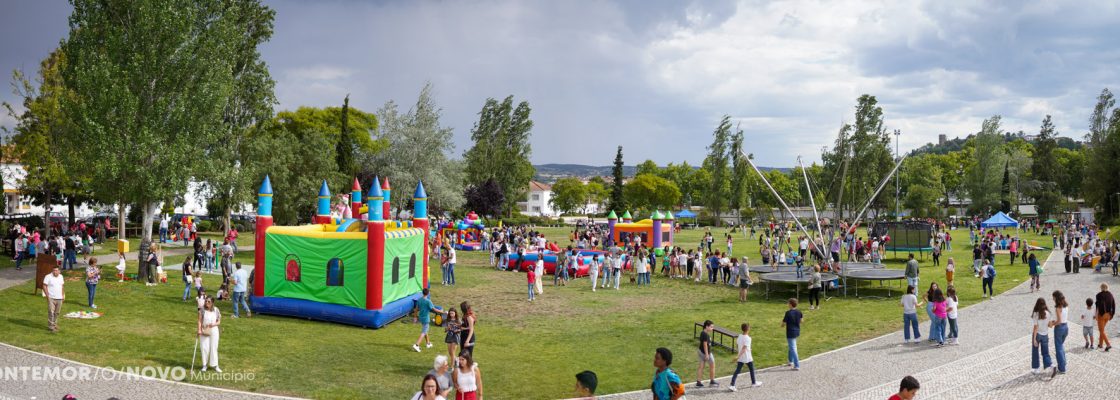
[694,322,737,351]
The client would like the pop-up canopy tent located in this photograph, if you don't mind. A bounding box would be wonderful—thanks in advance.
[674,210,697,219]
[980,211,1019,228]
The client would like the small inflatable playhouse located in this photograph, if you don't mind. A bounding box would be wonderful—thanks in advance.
[439,211,485,251]
[250,175,431,328]
[607,210,675,255]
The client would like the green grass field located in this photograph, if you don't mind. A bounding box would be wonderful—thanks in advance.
[0,225,1051,399]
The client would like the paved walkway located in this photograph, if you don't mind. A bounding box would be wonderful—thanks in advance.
[606,250,1120,400]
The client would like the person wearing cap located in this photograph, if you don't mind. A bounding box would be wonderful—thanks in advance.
[574,370,597,399]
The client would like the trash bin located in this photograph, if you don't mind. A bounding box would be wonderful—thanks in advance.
[117,239,129,254]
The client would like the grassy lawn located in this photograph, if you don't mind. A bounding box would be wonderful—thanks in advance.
[0,225,1051,399]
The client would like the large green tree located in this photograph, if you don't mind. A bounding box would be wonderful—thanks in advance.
[964,116,1007,214]
[1025,115,1062,218]
[61,0,275,281]
[549,177,589,215]
[821,95,892,220]
[463,95,534,215]
[623,174,681,214]
[702,115,732,225]
[1083,89,1120,222]
[608,146,626,213]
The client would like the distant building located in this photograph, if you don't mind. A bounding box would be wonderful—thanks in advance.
[938,134,947,146]
[518,180,600,217]
[1,162,97,217]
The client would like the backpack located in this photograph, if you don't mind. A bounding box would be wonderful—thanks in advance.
[988,264,996,278]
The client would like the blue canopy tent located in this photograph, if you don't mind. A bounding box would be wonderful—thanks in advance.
[674,210,697,219]
[980,211,1019,228]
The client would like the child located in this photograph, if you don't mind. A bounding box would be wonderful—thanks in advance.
[116,252,127,282]
[781,298,803,370]
[728,322,761,392]
[444,308,461,362]
[156,265,167,284]
[216,282,229,301]
[1081,298,1097,349]
[526,264,536,302]
[196,289,207,312]
[945,257,956,286]
[889,376,920,400]
[946,286,960,345]
[193,271,204,297]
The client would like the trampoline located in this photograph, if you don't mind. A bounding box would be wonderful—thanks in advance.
[840,268,907,298]
[759,272,839,300]
[748,265,800,274]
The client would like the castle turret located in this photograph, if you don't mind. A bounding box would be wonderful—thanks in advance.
[607,210,618,246]
[382,177,392,220]
[412,181,430,288]
[367,177,384,222]
[664,209,675,248]
[316,180,331,224]
[651,210,663,250]
[366,177,386,310]
[622,210,633,223]
[254,176,274,297]
[350,178,362,219]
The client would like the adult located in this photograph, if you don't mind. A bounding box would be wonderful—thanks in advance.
[226,226,239,253]
[428,355,454,398]
[904,253,920,289]
[220,240,233,278]
[890,376,920,400]
[695,320,717,388]
[1050,290,1069,376]
[146,246,160,286]
[192,237,204,272]
[1071,244,1083,273]
[198,296,222,372]
[1028,253,1042,293]
[231,262,251,318]
[901,285,922,343]
[159,214,169,243]
[446,245,457,286]
[1095,283,1114,351]
[574,370,597,399]
[85,257,100,309]
[459,301,477,354]
[451,350,483,400]
[650,347,683,400]
[736,257,752,303]
[63,234,76,270]
[413,288,445,352]
[980,259,995,299]
[807,266,823,311]
[781,298,803,370]
[411,374,446,400]
[44,267,65,332]
[14,234,26,270]
[1030,297,1053,375]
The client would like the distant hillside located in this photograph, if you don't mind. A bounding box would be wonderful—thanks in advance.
[910,133,1083,156]
[532,163,789,183]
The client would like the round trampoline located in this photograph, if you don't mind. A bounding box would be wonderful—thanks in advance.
[759,272,839,300]
[748,265,799,274]
[840,268,907,297]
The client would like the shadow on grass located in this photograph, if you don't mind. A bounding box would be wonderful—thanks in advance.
[5,316,43,331]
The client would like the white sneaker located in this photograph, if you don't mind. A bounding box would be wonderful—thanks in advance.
[728,386,737,392]
[1031,368,1041,374]
[201,366,207,372]
[412,344,421,352]
[752,382,763,388]
[426,342,432,349]
[214,366,222,373]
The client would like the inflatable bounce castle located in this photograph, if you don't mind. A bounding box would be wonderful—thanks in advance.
[251,175,430,328]
[607,210,675,255]
[440,212,485,251]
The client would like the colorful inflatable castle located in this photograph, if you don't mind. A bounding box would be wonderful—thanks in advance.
[440,212,485,251]
[251,175,431,328]
[607,210,675,255]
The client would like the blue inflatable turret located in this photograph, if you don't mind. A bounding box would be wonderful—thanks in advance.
[316,180,331,222]
[413,181,428,219]
[368,177,384,222]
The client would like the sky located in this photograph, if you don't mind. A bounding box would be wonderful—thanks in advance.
[2,0,1119,167]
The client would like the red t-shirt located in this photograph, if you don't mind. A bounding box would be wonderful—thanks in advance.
[888,394,902,400]
[527,270,535,284]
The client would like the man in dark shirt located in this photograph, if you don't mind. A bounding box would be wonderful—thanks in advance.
[1096,283,1115,351]
[695,320,717,387]
[782,298,804,370]
[972,245,983,276]
[63,235,76,270]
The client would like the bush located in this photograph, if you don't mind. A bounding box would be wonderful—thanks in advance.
[196,220,215,232]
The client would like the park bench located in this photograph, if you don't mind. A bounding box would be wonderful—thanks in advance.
[694,322,737,351]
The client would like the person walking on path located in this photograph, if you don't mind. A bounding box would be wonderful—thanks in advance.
[650,347,684,400]
[695,320,718,388]
[198,296,222,372]
[728,322,761,392]
[231,262,251,318]
[1080,298,1097,349]
[781,298,804,370]
[980,259,996,298]
[904,253,920,289]
[85,257,100,309]
[1028,253,1042,293]
[413,288,445,352]
[901,285,923,343]
[1095,283,1114,351]
[181,256,194,301]
[931,288,948,347]
[1050,290,1070,376]
[44,266,65,332]
[1030,297,1053,376]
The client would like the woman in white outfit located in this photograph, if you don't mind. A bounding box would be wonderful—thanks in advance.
[451,350,483,400]
[198,296,222,372]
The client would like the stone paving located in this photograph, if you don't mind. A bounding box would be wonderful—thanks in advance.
[605,250,1120,400]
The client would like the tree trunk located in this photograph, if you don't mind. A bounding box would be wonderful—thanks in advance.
[67,197,76,227]
[136,201,158,283]
[224,205,232,237]
[118,202,126,240]
[43,188,52,236]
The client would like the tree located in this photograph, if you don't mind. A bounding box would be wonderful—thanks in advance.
[900,155,944,217]
[728,126,748,219]
[821,95,892,219]
[585,180,608,212]
[3,48,86,231]
[549,177,588,215]
[254,117,344,225]
[608,146,626,213]
[703,116,732,225]
[367,83,464,215]
[336,94,356,177]
[463,178,504,217]
[61,0,275,282]
[964,116,1006,214]
[462,95,534,214]
[623,174,681,214]
[1026,115,1062,218]
[1083,89,1120,222]
[636,159,659,176]
[1054,147,1085,198]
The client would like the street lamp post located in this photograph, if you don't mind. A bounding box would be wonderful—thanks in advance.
[894,129,901,221]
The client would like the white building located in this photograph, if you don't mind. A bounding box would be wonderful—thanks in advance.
[518,180,601,217]
[1,162,98,217]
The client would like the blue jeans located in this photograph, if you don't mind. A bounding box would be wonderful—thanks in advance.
[1054,323,1068,372]
[1032,333,1052,369]
[982,278,994,296]
[934,317,947,343]
[446,263,455,285]
[787,337,800,368]
[903,313,921,340]
[182,280,192,300]
[528,283,535,300]
[601,267,612,287]
[159,228,167,243]
[232,291,250,317]
[796,263,804,278]
[441,264,448,284]
[63,250,76,270]
[907,277,919,288]
[14,251,24,269]
[86,282,96,307]
[926,304,937,340]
